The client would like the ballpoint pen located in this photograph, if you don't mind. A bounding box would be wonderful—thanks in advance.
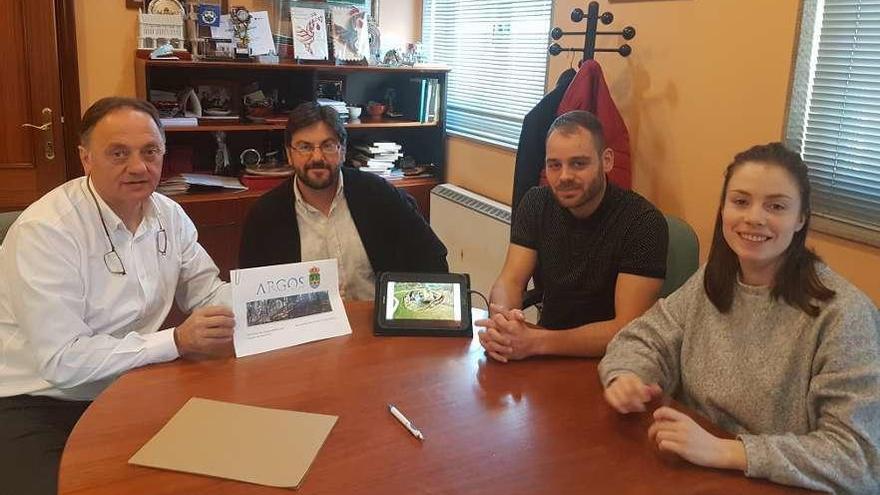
[388,404,425,440]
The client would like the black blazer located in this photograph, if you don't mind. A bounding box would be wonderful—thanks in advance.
[239,167,449,274]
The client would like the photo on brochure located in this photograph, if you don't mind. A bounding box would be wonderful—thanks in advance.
[246,291,333,327]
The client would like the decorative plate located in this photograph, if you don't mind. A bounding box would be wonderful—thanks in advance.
[148,0,183,15]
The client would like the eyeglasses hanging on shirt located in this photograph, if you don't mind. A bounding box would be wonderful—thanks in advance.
[86,177,166,275]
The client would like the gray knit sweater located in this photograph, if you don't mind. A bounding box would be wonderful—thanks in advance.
[599,265,880,494]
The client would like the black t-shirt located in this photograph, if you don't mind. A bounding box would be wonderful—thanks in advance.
[511,183,668,329]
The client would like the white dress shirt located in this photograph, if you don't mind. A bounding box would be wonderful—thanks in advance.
[293,174,375,300]
[0,177,229,401]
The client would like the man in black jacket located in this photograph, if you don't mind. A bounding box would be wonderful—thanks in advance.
[239,102,448,300]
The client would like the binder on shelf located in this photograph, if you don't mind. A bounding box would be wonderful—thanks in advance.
[418,79,428,123]
[411,78,440,124]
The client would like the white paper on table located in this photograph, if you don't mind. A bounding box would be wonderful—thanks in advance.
[231,259,352,358]
[211,11,276,56]
[180,173,246,189]
[291,7,329,60]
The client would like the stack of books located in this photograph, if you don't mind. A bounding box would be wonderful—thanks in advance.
[316,98,349,120]
[350,142,402,177]
[157,176,189,196]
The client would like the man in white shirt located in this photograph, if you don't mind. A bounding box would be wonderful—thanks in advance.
[0,97,235,495]
[239,102,448,297]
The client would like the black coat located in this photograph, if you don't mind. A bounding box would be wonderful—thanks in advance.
[512,68,577,215]
[239,167,449,274]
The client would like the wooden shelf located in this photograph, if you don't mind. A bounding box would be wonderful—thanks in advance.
[142,58,451,74]
[171,175,439,204]
[164,118,438,133]
[172,188,266,204]
[165,124,284,132]
[347,118,439,129]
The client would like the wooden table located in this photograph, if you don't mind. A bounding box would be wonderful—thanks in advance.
[59,302,809,494]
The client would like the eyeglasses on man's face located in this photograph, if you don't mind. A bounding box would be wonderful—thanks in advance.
[290,141,342,157]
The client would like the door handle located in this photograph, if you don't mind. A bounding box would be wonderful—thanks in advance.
[21,122,52,131]
[20,108,55,160]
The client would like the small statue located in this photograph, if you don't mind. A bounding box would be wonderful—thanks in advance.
[214,131,231,175]
[382,48,403,67]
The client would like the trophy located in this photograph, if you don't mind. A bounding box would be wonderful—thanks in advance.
[230,6,253,60]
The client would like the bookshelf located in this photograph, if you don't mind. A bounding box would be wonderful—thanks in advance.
[162,118,439,133]
[135,58,449,278]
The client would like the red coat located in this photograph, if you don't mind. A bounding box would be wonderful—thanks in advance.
[542,60,632,190]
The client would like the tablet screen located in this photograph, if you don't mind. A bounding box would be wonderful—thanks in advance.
[385,281,462,323]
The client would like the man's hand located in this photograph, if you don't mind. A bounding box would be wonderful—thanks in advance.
[476,304,541,363]
[648,407,747,470]
[174,306,235,359]
[603,373,663,413]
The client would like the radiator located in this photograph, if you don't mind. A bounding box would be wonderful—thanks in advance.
[430,184,511,311]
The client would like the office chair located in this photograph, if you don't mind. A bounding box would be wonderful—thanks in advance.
[659,214,699,297]
[522,214,700,312]
[0,211,22,244]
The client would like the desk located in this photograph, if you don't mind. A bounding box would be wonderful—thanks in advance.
[59,302,809,494]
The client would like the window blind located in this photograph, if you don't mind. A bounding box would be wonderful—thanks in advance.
[422,1,552,148]
[786,0,880,245]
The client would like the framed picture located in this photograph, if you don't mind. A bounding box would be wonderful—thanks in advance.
[291,6,330,61]
[316,77,344,101]
[194,80,239,117]
[330,5,369,63]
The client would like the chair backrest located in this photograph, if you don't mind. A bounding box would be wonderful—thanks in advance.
[660,215,700,298]
[0,211,22,244]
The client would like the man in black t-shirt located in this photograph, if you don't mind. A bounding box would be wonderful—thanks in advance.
[477,111,668,362]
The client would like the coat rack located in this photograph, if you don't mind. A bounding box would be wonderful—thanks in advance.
[548,1,636,61]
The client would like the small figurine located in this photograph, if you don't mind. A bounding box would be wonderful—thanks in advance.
[382,48,403,67]
[214,131,231,175]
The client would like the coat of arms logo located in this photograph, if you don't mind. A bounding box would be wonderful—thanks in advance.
[309,266,321,289]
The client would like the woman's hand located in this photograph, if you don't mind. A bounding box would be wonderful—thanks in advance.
[648,406,746,470]
[603,373,663,413]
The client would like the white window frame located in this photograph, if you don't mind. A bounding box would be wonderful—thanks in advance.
[786,0,880,247]
[421,1,553,149]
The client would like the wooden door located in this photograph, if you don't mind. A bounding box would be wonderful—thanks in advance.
[0,0,67,211]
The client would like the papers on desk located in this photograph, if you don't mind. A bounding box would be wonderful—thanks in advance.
[181,173,247,190]
[231,259,352,358]
[128,397,337,488]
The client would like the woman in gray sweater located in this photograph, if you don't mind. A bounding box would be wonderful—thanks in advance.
[599,143,880,494]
